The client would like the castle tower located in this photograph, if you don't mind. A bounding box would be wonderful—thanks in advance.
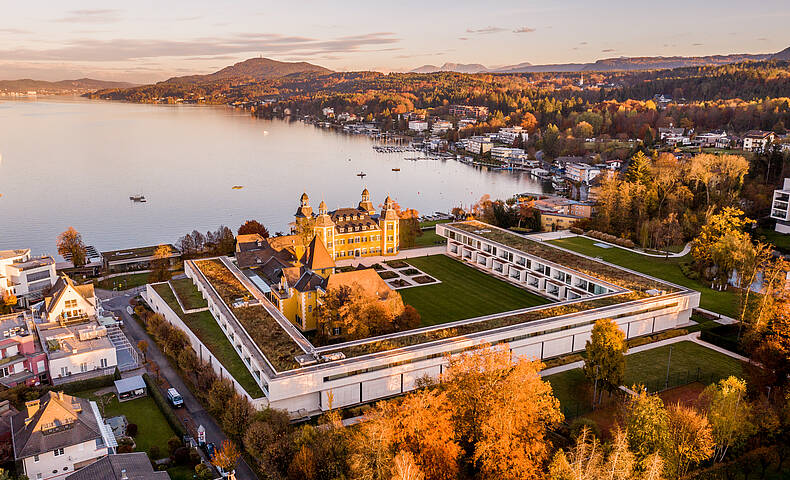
[295,192,313,218]
[358,187,375,215]
[379,195,399,255]
[314,199,336,258]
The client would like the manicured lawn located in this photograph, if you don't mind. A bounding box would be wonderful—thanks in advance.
[151,283,264,398]
[413,228,445,248]
[548,236,739,317]
[95,272,150,290]
[544,341,745,417]
[80,390,176,455]
[419,219,452,228]
[755,227,790,253]
[170,278,208,310]
[401,255,550,326]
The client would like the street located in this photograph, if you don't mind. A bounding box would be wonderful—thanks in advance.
[100,291,259,480]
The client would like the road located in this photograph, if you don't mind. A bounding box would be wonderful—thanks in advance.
[100,292,258,480]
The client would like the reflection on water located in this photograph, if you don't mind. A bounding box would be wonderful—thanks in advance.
[0,98,544,257]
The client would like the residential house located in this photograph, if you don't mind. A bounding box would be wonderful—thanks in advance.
[321,107,335,118]
[466,136,493,155]
[65,452,170,480]
[518,195,594,231]
[457,118,477,129]
[0,312,49,387]
[495,126,528,145]
[565,162,602,184]
[408,120,428,132]
[694,130,727,147]
[715,136,735,149]
[490,147,526,162]
[449,105,488,119]
[771,178,790,234]
[431,120,452,134]
[658,126,685,140]
[36,277,119,383]
[12,391,114,480]
[0,249,57,306]
[743,130,775,152]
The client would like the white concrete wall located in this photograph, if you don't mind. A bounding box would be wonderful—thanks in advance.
[48,347,117,380]
[22,441,107,480]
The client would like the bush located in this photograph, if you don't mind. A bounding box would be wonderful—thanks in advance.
[627,329,688,348]
[700,327,743,354]
[569,417,601,440]
[679,261,700,281]
[569,227,584,235]
[143,374,187,437]
[195,463,214,480]
[117,437,134,454]
[148,445,162,461]
[59,372,118,395]
[542,353,583,369]
[173,446,191,465]
[189,448,201,465]
[126,423,138,437]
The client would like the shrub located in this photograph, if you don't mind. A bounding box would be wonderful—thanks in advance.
[117,437,134,454]
[195,463,214,480]
[173,446,191,465]
[680,261,700,281]
[569,227,584,235]
[148,445,162,461]
[126,423,138,437]
[189,448,202,465]
[168,436,182,456]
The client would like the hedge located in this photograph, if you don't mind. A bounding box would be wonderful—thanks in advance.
[59,368,120,395]
[700,327,744,355]
[584,230,636,249]
[143,373,187,437]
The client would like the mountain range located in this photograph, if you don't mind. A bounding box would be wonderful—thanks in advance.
[156,57,333,85]
[411,48,790,73]
[0,78,136,93]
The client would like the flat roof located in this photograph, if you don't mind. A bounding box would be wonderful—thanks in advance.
[114,375,145,394]
[101,244,180,263]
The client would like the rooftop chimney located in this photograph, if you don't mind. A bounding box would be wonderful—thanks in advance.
[24,399,40,423]
[121,469,128,480]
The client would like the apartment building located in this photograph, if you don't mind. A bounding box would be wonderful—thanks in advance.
[0,250,57,305]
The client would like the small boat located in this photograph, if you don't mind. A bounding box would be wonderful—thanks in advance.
[392,168,400,172]
[129,195,146,202]
[232,185,244,190]
[357,172,367,177]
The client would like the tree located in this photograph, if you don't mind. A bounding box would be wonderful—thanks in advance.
[442,346,563,479]
[625,151,651,184]
[57,227,87,267]
[212,440,241,474]
[137,340,148,362]
[177,348,199,380]
[316,284,405,343]
[222,395,253,442]
[293,217,317,244]
[663,404,714,478]
[574,121,594,139]
[238,219,270,238]
[700,376,755,462]
[650,153,681,217]
[520,112,538,133]
[583,319,627,401]
[540,124,561,158]
[623,387,669,462]
[394,305,421,331]
[150,244,173,282]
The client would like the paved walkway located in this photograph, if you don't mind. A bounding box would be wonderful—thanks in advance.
[335,246,446,267]
[540,331,749,377]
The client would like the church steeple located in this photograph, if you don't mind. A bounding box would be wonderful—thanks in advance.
[358,187,375,214]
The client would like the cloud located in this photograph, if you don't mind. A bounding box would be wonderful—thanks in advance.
[466,26,507,34]
[55,9,123,24]
[512,27,535,33]
[0,28,30,34]
[601,48,615,52]
[0,32,401,62]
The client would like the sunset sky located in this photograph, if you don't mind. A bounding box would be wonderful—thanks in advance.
[1,0,788,83]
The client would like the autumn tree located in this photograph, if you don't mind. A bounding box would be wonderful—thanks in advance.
[663,404,714,478]
[136,340,148,362]
[625,151,651,185]
[623,387,669,463]
[584,319,627,402]
[238,219,270,238]
[57,227,87,267]
[520,112,538,133]
[212,440,241,475]
[442,346,563,479]
[150,244,174,282]
[700,377,755,462]
[690,207,752,286]
[315,284,406,343]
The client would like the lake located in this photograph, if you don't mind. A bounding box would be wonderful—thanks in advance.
[0,98,544,258]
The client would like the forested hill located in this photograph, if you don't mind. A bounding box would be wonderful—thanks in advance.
[0,78,135,94]
[160,57,333,85]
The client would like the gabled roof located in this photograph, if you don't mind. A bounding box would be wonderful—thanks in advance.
[12,392,101,460]
[65,452,170,480]
[302,237,335,271]
[43,276,95,314]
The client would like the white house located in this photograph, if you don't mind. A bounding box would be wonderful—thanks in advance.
[496,127,528,145]
[694,131,727,147]
[466,136,493,154]
[321,107,335,118]
[0,249,57,305]
[491,147,526,161]
[431,120,452,134]
[743,130,775,152]
[565,162,602,184]
[771,178,790,234]
[408,120,428,132]
[12,391,114,480]
[36,277,118,384]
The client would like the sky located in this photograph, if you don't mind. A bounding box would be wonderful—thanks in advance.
[0,0,788,84]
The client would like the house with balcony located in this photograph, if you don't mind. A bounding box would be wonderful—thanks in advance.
[743,130,775,153]
[466,136,493,155]
[36,277,119,384]
[0,249,57,306]
[0,312,49,387]
[12,391,115,480]
[771,178,790,234]
[565,162,602,184]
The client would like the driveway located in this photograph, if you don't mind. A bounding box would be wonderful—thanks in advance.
[101,293,258,480]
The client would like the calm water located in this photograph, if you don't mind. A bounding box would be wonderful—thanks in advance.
[0,98,544,258]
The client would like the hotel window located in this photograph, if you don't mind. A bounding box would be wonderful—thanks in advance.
[53,448,64,457]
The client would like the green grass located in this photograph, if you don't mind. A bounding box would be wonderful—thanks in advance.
[151,283,264,398]
[95,272,150,290]
[419,219,452,228]
[755,227,790,253]
[170,278,208,310]
[548,237,738,317]
[80,390,176,455]
[401,255,550,326]
[544,341,745,414]
[166,465,195,480]
[412,228,445,248]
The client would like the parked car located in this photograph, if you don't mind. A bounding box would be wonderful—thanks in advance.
[167,388,184,408]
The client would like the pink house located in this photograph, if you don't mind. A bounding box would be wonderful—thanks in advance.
[0,312,49,387]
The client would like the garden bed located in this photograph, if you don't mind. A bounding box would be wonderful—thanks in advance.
[411,275,436,285]
[400,268,421,276]
[388,279,411,288]
[385,260,409,269]
[378,271,399,280]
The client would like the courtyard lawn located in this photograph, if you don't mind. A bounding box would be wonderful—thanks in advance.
[95,272,150,291]
[548,236,739,317]
[412,228,445,248]
[544,341,745,417]
[79,390,176,455]
[402,255,549,326]
[170,278,208,310]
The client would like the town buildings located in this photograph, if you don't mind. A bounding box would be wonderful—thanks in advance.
[565,162,602,184]
[407,120,428,132]
[693,130,727,147]
[100,245,180,274]
[145,220,698,415]
[743,130,775,152]
[771,178,790,234]
[65,452,170,480]
[449,105,488,119]
[495,126,529,144]
[465,136,493,155]
[431,120,452,134]
[0,249,57,306]
[0,312,49,387]
[12,391,114,480]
